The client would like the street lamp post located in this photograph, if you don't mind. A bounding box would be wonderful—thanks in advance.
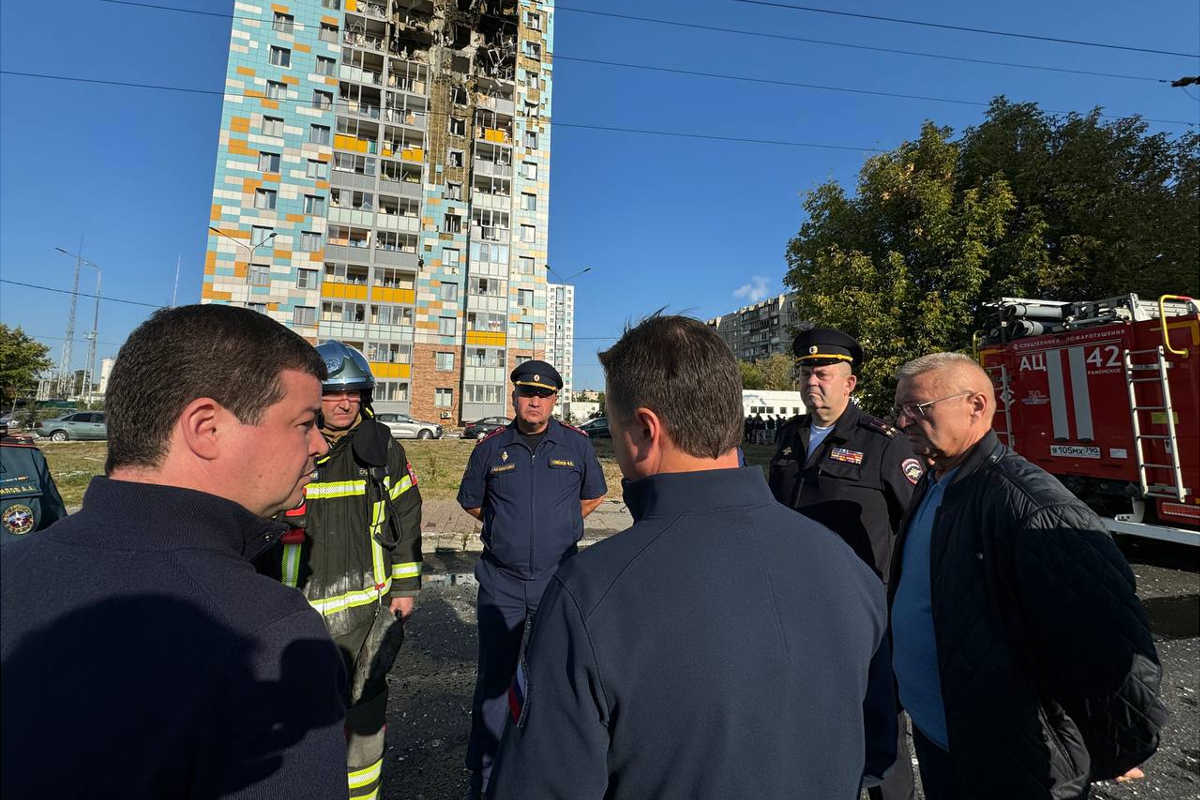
[208,226,278,279]
[54,247,101,399]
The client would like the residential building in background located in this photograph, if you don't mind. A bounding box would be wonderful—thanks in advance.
[545,281,573,418]
[706,292,802,362]
[202,0,555,425]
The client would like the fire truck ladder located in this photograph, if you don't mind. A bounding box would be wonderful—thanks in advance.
[1123,344,1187,501]
[984,362,1014,448]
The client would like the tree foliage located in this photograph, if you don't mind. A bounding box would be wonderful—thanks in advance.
[0,324,53,404]
[785,98,1199,413]
[740,354,796,391]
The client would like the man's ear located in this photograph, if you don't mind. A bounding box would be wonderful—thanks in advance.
[178,398,225,461]
[846,373,858,394]
[632,407,664,448]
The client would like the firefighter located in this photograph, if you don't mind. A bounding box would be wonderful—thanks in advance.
[258,340,422,800]
[768,328,924,800]
[1,417,67,544]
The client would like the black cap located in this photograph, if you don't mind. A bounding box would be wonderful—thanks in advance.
[792,328,863,370]
[510,360,563,393]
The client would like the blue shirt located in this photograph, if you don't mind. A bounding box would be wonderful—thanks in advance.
[892,466,958,750]
[457,419,608,579]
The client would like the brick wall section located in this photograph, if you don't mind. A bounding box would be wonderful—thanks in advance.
[411,343,463,425]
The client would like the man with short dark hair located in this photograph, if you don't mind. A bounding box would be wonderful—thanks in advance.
[488,315,896,799]
[1,304,348,799]
[457,359,607,798]
[890,352,1165,799]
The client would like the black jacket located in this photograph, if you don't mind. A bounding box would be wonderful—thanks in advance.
[0,478,348,799]
[259,417,423,640]
[769,404,923,582]
[888,432,1166,799]
[489,467,897,800]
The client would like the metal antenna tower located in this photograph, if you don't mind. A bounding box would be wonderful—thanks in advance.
[56,236,83,398]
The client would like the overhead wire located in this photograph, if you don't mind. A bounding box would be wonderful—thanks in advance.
[0,278,166,309]
[715,0,1200,58]
[83,0,1175,85]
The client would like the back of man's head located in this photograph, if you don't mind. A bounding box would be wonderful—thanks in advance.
[105,304,326,474]
[598,314,743,459]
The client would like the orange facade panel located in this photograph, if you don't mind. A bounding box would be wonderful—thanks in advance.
[322,283,369,301]
[371,287,416,304]
[369,362,412,380]
[295,43,311,53]
[236,66,255,77]
[466,332,507,347]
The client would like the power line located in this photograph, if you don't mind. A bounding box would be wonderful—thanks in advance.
[81,0,1173,85]
[4,66,1195,132]
[0,278,165,309]
[0,71,893,151]
[717,0,1200,58]
[555,6,1173,84]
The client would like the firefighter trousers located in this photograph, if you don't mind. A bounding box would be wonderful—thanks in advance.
[336,603,406,800]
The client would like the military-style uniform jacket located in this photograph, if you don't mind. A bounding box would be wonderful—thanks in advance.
[259,416,422,639]
[457,419,607,580]
[768,403,923,582]
[1,436,67,545]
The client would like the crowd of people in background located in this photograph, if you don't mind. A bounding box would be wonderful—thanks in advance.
[744,412,788,445]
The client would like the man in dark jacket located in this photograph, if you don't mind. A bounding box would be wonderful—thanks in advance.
[488,315,896,800]
[259,340,423,800]
[0,305,348,799]
[889,352,1165,800]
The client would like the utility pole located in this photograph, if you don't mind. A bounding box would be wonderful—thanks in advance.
[172,255,181,307]
[56,236,83,399]
[55,244,102,399]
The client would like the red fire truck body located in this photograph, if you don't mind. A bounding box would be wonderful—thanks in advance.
[979,295,1199,546]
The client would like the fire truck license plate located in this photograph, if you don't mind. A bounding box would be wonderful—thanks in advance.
[1050,445,1101,459]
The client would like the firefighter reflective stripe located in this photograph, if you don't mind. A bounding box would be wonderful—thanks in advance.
[388,473,414,500]
[306,480,367,499]
[1067,346,1095,441]
[371,528,386,588]
[1045,349,1071,440]
[348,757,382,790]
[308,578,391,617]
[281,543,302,588]
[392,561,421,580]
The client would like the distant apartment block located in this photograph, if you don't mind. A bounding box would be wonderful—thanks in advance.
[545,280,572,416]
[706,293,802,361]
[202,0,556,425]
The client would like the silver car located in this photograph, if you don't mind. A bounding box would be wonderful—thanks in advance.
[35,411,108,441]
[375,413,443,440]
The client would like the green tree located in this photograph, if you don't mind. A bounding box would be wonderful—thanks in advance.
[0,324,53,404]
[757,353,796,390]
[784,101,1199,413]
[739,360,765,390]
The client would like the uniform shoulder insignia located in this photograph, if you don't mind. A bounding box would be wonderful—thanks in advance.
[559,421,589,437]
[858,416,898,438]
[478,427,506,445]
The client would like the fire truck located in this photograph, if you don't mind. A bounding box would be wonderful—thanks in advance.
[978,294,1200,546]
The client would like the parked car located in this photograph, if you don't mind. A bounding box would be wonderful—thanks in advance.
[462,416,511,440]
[578,417,611,438]
[375,413,443,440]
[36,411,107,441]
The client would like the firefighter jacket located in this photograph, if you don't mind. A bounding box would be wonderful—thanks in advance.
[259,417,422,639]
[768,403,923,584]
[888,431,1166,797]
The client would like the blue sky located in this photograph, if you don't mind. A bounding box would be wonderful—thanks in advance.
[1,0,1197,391]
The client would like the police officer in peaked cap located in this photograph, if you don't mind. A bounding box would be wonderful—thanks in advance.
[769,327,924,800]
[456,359,608,798]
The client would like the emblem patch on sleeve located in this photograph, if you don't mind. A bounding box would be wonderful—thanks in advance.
[2,504,35,535]
[829,447,864,465]
[508,658,529,727]
[902,458,924,485]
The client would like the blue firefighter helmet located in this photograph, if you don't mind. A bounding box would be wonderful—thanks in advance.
[315,340,375,394]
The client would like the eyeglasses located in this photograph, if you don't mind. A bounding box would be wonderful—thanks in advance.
[893,390,973,421]
[516,388,556,399]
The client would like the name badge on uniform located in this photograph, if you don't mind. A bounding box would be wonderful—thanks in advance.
[829,447,864,465]
[491,463,516,474]
[548,459,575,469]
[0,483,38,496]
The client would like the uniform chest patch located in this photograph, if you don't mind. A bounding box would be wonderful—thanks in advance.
[829,447,864,465]
[491,463,516,474]
[781,446,793,457]
[3,503,35,535]
[548,458,575,469]
[0,482,38,496]
[902,458,924,485]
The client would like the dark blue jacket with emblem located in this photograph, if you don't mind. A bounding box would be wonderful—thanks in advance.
[768,403,922,585]
[488,467,897,800]
[458,419,607,579]
[0,437,67,545]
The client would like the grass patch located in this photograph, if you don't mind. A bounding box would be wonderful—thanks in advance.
[36,438,782,508]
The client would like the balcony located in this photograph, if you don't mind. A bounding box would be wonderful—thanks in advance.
[374,248,420,268]
[339,64,381,86]
[344,30,384,53]
[472,224,509,243]
[475,126,512,146]
[375,213,420,233]
[340,99,381,120]
[471,192,510,212]
[383,107,427,128]
[474,159,511,178]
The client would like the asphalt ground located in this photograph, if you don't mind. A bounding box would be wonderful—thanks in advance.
[380,538,1198,800]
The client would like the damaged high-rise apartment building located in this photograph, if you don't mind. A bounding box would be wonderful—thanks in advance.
[202,0,556,425]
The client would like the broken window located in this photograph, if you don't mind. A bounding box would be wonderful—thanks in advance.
[448,150,465,168]
[449,117,466,136]
[447,182,462,201]
[444,213,462,234]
